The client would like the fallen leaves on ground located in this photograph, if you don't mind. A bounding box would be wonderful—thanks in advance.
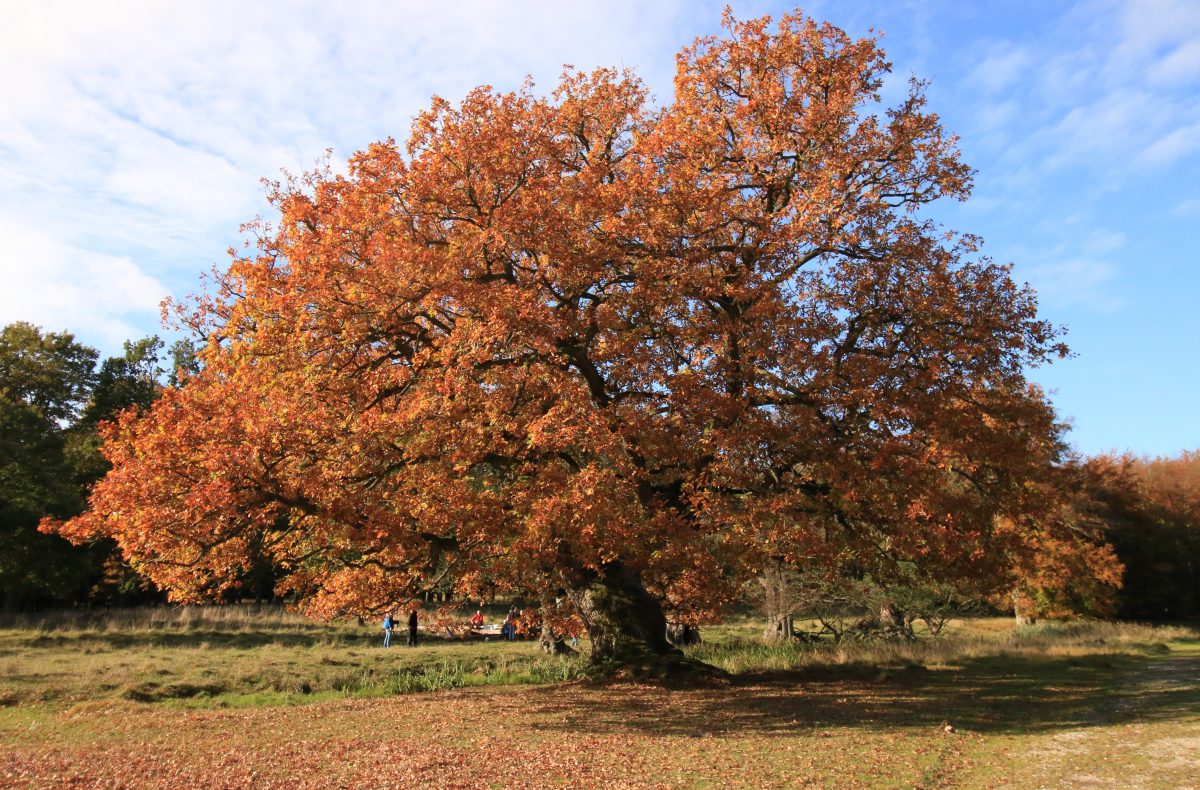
[0,682,974,789]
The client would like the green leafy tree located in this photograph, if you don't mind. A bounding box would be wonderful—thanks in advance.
[80,337,164,428]
[0,324,179,608]
[0,323,98,609]
[166,338,202,387]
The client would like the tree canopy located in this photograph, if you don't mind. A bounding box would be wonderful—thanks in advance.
[51,10,1097,667]
[0,322,184,609]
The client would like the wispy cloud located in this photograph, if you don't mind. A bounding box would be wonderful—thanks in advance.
[955,0,1200,174]
[1136,121,1200,167]
[1171,197,1200,217]
[968,46,1031,95]
[1011,226,1128,313]
[929,0,1200,329]
[1025,258,1122,312]
[0,218,169,348]
[0,0,712,355]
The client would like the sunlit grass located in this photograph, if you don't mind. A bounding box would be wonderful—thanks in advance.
[1,605,1195,710]
[687,616,1196,675]
[0,604,586,707]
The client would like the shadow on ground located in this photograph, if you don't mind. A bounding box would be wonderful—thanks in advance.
[1,628,535,651]
[4,628,345,650]
[528,650,1200,738]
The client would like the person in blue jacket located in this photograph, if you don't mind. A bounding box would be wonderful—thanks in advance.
[382,612,394,647]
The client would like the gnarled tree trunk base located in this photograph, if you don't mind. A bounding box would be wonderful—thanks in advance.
[568,561,727,685]
[585,650,727,685]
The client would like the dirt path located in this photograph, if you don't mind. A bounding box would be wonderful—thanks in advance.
[1011,650,1200,789]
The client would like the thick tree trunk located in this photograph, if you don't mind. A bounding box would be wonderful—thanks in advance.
[878,600,915,639]
[879,601,904,628]
[759,561,796,641]
[667,623,701,645]
[570,561,674,663]
[537,599,575,656]
[763,613,795,641]
[567,561,717,680]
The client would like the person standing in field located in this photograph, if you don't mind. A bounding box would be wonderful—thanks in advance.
[501,607,513,639]
[505,605,520,639]
[382,612,394,648]
[407,608,419,647]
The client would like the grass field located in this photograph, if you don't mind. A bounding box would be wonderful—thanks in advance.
[1,607,1197,788]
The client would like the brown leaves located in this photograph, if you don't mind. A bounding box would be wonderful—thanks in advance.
[49,6,1079,622]
[0,683,982,788]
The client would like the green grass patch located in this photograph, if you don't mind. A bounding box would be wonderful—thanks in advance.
[0,604,587,708]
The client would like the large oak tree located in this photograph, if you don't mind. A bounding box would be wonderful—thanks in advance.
[52,10,1089,669]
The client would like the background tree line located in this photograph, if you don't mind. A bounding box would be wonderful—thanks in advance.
[3,317,1196,623]
[753,449,1200,636]
[0,321,202,609]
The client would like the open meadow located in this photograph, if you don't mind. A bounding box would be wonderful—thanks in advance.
[1,607,1198,788]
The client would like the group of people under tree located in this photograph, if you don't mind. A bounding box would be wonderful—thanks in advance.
[383,603,588,648]
[470,605,541,641]
[381,609,419,648]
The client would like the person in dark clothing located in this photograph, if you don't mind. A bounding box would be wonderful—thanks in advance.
[504,605,519,640]
[407,609,419,647]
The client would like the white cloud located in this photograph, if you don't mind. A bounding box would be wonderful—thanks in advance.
[1008,225,1129,314]
[969,46,1030,94]
[1136,122,1200,166]
[972,99,1019,136]
[1171,197,1200,217]
[0,219,169,351]
[951,0,1200,179]
[1114,0,1200,62]
[0,0,714,353]
[1024,258,1122,313]
[1149,38,1200,85]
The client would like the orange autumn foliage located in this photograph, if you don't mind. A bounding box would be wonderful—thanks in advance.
[1061,451,1198,618]
[47,9,1103,630]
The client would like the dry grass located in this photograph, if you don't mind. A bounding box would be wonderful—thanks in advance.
[688,616,1192,676]
[0,602,326,633]
[1,609,1197,787]
[0,604,583,707]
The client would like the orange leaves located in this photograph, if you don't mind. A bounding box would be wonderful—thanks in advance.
[45,6,1088,623]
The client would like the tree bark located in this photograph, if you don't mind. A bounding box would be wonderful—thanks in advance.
[554,559,725,682]
[879,601,904,628]
[667,623,702,645]
[763,613,795,641]
[759,561,796,641]
[537,600,576,656]
[566,561,718,680]
[570,561,674,662]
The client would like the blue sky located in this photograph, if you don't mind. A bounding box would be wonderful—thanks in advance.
[1,0,1196,457]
